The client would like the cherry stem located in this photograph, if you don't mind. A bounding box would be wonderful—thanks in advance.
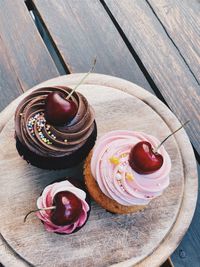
[153,120,190,153]
[66,57,97,100]
[24,206,56,223]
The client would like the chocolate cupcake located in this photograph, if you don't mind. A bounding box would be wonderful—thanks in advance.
[34,178,90,234]
[15,86,97,169]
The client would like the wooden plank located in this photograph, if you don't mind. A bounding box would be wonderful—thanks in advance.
[31,0,153,93]
[0,0,59,111]
[0,38,22,111]
[147,0,200,84]
[103,0,200,156]
[171,163,200,267]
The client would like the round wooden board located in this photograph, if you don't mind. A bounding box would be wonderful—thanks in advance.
[0,74,197,267]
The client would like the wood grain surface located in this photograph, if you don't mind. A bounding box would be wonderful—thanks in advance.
[0,74,197,267]
[0,0,58,111]
[31,0,152,92]
[102,0,200,156]
[0,39,22,112]
[147,0,200,83]
[171,163,200,267]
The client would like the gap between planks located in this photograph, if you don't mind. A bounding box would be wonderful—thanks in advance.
[99,0,168,104]
[24,0,73,74]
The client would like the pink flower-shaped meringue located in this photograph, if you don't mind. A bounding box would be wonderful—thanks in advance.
[36,180,89,234]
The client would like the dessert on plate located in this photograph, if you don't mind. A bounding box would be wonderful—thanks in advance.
[25,178,90,234]
[15,85,97,169]
[84,130,171,214]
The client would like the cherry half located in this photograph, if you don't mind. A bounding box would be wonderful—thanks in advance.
[44,92,77,125]
[129,121,189,174]
[129,141,163,174]
[51,191,82,226]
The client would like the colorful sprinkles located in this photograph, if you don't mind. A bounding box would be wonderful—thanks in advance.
[27,112,53,145]
[27,113,69,145]
[109,156,120,165]
[120,153,128,158]
[109,153,134,187]
[118,165,124,172]
[38,131,52,145]
[115,173,122,181]
[125,173,134,181]
[27,115,37,137]
[46,124,50,130]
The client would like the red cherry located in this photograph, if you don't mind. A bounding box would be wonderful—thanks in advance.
[129,141,163,174]
[44,92,77,125]
[51,191,82,226]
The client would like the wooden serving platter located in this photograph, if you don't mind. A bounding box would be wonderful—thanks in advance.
[0,74,197,267]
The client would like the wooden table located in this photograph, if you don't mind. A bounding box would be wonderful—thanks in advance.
[0,0,199,266]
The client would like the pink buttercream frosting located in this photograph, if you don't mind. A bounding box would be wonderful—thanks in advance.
[91,130,171,206]
[36,180,89,233]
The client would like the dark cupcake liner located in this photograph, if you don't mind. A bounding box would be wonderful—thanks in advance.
[41,177,91,235]
[16,122,97,170]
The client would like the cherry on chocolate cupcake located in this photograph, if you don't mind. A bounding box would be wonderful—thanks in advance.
[44,58,97,126]
[45,92,77,125]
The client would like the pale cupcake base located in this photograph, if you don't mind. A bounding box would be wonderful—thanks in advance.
[84,151,146,214]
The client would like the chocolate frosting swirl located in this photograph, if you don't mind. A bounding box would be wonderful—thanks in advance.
[15,86,95,157]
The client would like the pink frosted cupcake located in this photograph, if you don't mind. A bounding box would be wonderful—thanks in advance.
[84,130,171,214]
[36,179,90,234]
